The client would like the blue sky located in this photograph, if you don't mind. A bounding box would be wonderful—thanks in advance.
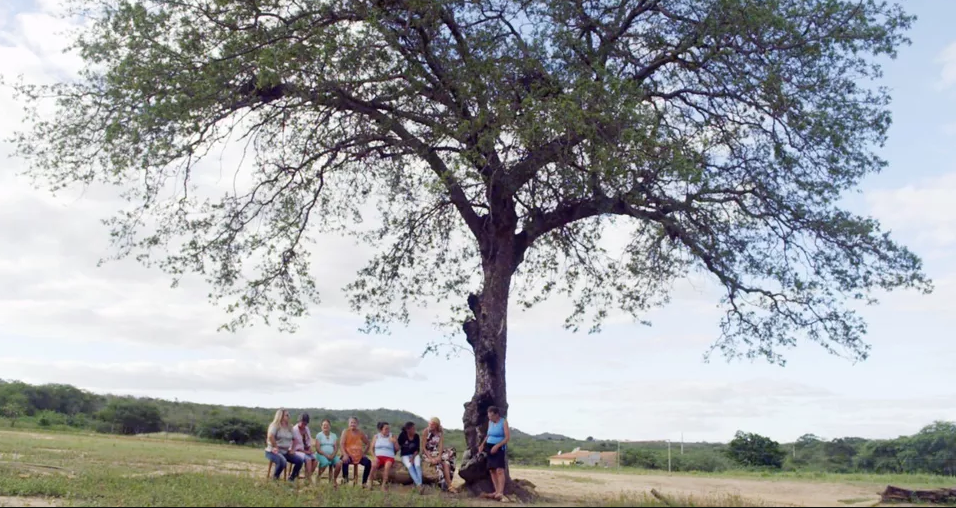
[1,0,955,444]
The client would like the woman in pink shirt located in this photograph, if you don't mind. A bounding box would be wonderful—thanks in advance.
[291,413,316,481]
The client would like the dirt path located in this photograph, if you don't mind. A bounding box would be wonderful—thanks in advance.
[0,497,59,507]
[512,468,884,507]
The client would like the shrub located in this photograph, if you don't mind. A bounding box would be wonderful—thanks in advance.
[727,431,786,469]
[198,416,267,445]
[96,399,163,435]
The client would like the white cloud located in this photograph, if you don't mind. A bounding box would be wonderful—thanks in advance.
[939,42,956,90]
[0,8,422,388]
[867,172,956,247]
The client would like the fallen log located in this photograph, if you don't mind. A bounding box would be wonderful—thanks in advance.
[369,460,441,486]
[650,489,677,507]
[881,486,956,504]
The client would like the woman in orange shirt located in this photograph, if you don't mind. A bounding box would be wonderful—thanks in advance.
[339,417,372,487]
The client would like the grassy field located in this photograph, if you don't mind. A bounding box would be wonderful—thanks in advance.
[518,464,956,490]
[0,430,951,507]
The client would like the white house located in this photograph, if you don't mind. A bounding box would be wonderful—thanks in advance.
[548,447,617,467]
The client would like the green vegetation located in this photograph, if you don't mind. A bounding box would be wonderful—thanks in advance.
[3,380,956,481]
[728,432,787,469]
[0,470,461,507]
[0,379,426,443]
[0,430,462,507]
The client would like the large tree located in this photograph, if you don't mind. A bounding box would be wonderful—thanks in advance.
[14,0,930,495]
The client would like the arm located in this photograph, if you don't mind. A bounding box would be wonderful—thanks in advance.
[330,435,339,460]
[267,427,278,453]
[339,432,347,458]
[492,421,511,453]
[364,433,373,456]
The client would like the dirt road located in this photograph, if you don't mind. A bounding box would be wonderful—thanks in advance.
[511,468,883,507]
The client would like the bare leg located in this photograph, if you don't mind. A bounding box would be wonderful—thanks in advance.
[484,468,500,499]
[332,462,341,488]
[382,461,392,492]
[495,469,506,500]
[442,462,453,491]
[368,458,379,489]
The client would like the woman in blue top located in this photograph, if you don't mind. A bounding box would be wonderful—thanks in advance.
[481,406,510,501]
[314,419,342,487]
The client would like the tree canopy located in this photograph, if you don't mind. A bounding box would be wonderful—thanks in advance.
[14,0,929,364]
[728,431,786,468]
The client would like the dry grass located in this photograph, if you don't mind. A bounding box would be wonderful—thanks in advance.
[578,491,776,507]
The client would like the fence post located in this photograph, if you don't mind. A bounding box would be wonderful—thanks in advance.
[668,440,672,473]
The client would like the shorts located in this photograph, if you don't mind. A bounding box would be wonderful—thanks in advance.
[316,454,341,468]
[484,443,506,470]
[376,456,395,467]
[294,451,314,462]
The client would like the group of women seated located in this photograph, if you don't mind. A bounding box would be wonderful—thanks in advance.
[264,406,511,500]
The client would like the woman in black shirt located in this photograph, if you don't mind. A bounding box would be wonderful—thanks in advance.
[398,421,424,493]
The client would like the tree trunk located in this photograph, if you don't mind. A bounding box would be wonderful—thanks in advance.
[462,266,510,454]
[457,237,537,502]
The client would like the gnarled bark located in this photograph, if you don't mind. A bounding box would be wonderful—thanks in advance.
[457,230,538,502]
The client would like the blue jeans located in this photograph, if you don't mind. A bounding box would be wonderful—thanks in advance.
[266,451,305,480]
[401,455,422,486]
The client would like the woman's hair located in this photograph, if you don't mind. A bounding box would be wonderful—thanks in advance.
[403,421,416,432]
[269,409,288,432]
[377,421,389,431]
[487,406,500,416]
[429,417,442,433]
[299,412,310,424]
[321,419,331,426]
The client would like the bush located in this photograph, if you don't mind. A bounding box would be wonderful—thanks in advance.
[727,431,786,469]
[66,413,91,428]
[674,451,734,473]
[621,448,666,469]
[198,416,267,445]
[96,399,163,435]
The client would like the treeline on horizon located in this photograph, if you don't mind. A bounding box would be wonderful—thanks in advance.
[1,380,954,475]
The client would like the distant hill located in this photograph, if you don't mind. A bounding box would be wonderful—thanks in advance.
[533,432,573,441]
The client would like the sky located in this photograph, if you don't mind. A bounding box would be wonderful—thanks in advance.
[1,0,955,445]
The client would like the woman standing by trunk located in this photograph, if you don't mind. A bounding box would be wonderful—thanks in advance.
[480,406,510,501]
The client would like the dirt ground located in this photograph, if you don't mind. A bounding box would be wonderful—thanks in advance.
[0,497,59,507]
[511,468,884,507]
